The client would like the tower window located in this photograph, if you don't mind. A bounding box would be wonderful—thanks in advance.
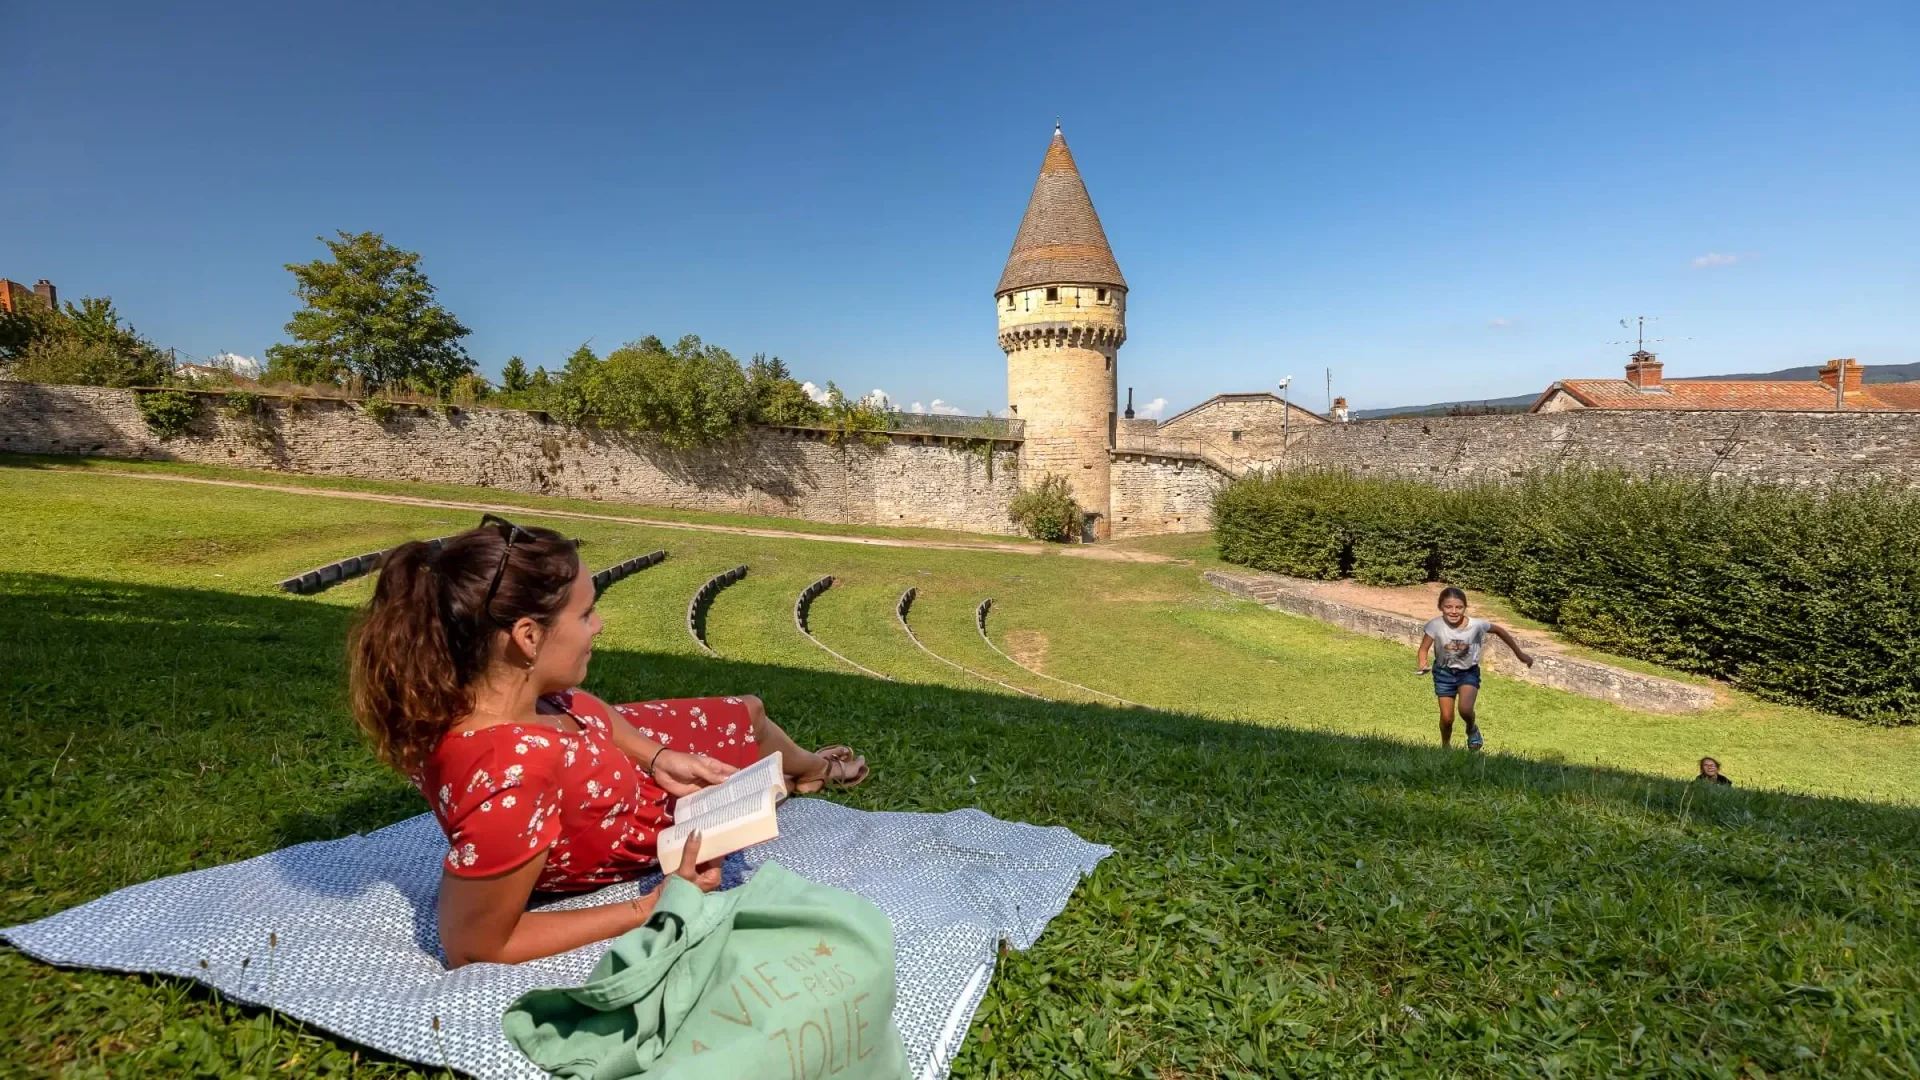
[1096,288,1108,303]
[1230,430,1243,442]
[1105,356,1112,371]
[1004,294,1014,309]
[1045,287,1059,303]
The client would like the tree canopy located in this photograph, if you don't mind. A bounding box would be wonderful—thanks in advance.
[1,295,172,388]
[264,231,473,393]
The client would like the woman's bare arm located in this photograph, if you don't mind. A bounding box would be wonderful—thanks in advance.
[438,834,720,968]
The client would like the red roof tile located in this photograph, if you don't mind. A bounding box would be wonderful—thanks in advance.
[1533,378,1920,412]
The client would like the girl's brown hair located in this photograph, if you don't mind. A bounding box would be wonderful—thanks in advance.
[347,520,580,773]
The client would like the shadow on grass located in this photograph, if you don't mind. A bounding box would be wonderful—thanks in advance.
[6,571,1920,1077]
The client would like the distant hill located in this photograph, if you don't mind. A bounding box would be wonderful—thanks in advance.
[1353,361,1920,420]
[1683,360,1920,384]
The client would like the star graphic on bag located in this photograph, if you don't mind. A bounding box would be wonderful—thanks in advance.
[814,939,833,957]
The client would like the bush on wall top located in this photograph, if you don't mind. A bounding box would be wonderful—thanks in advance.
[1213,468,1920,725]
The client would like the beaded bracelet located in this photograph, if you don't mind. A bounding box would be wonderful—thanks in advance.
[646,745,668,776]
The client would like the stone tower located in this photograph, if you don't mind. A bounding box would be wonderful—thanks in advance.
[997,125,1126,538]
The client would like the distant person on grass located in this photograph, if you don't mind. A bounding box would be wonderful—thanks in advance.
[347,515,869,968]
[1415,586,1534,750]
[1696,757,1733,786]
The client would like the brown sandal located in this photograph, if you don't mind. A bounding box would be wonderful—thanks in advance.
[792,746,869,793]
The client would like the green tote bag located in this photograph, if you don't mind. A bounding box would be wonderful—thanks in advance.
[503,861,911,1080]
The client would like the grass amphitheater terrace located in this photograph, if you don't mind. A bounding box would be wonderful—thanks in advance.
[4,455,1920,1076]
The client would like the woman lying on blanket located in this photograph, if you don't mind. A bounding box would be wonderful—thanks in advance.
[347,516,869,968]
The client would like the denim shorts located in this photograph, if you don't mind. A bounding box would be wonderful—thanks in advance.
[1433,664,1481,697]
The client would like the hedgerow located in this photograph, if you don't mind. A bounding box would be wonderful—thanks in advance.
[1214,469,1920,724]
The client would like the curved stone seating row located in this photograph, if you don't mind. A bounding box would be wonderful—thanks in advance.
[592,549,666,597]
[794,576,892,680]
[687,565,749,655]
[895,588,1045,700]
[277,535,456,595]
[975,598,1142,707]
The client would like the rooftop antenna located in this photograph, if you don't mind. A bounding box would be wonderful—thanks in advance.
[1605,316,1689,353]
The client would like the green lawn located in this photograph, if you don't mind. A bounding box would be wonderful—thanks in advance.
[5,462,1920,1077]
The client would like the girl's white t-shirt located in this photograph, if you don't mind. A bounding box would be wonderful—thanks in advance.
[1424,616,1490,670]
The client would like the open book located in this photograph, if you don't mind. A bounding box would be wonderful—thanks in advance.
[655,751,783,875]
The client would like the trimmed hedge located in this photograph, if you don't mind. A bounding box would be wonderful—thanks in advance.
[1214,469,1920,724]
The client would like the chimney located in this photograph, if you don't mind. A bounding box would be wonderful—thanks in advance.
[1123,387,1135,419]
[33,279,57,309]
[1624,350,1663,390]
[1817,358,1863,397]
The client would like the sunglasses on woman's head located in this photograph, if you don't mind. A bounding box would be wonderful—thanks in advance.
[476,514,583,624]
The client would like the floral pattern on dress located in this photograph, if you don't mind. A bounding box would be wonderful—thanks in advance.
[413,691,764,893]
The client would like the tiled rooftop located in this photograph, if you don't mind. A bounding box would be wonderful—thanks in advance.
[1536,377,1920,412]
[997,128,1126,295]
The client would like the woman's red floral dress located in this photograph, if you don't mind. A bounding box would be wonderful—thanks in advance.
[409,690,761,892]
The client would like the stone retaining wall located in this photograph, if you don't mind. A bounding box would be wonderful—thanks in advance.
[1204,568,1720,714]
[0,382,1023,535]
[1285,409,1920,487]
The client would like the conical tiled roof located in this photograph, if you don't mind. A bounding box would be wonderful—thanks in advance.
[996,127,1126,295]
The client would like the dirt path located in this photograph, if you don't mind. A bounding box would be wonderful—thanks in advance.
[86,470,1175,562]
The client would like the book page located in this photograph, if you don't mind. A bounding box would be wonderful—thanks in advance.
[655,751,784,873]
[672,751,783,820]
[656,786,778,873]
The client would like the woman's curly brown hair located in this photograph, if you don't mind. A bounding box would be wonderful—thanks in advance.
[347,520,579,773]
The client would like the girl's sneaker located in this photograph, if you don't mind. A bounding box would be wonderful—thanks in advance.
[1466,729,1484,751]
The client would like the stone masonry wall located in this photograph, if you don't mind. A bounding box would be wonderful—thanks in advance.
[0,383,1023,534]
[1156,395,1323,467]
[1284,409,1920,486]
[1109,451,1230,538]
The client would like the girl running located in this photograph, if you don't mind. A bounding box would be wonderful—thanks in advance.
[1415,586,1534,750]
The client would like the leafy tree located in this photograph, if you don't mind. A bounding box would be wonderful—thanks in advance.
[530,365,551,390]
[3,296,171,387]
[590,335,750,449]
[821,382,898,446]
[501,356,530,393]
[542,344,601,426]
[264,231,473,393]
[745,353,826,427]
[449,373,493,407]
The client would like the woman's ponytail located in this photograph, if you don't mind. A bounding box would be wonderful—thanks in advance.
[346,522,580,774]
[348,540,465,773]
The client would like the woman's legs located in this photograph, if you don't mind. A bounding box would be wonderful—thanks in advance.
[740,696,868,791]
[1436,694,1456,747]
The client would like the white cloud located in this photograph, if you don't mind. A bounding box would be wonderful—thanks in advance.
[800,381,831,404]
[1487,317,1514,329]
[210,352,263,378]
[928,399,966,416]
[909,401,926,414]
[863,389,890,408]
[1692,252,1740,268]
[1138,396,1168,419]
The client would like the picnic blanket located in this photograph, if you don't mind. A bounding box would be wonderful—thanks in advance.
[2,798,1110,1080]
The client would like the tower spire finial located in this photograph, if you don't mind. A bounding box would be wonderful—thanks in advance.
[1054,116,1061,135]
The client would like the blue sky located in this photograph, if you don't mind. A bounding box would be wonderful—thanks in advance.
[5,2,1915,415]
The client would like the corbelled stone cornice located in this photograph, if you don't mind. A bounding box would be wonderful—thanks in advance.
[998,321,1126,353]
